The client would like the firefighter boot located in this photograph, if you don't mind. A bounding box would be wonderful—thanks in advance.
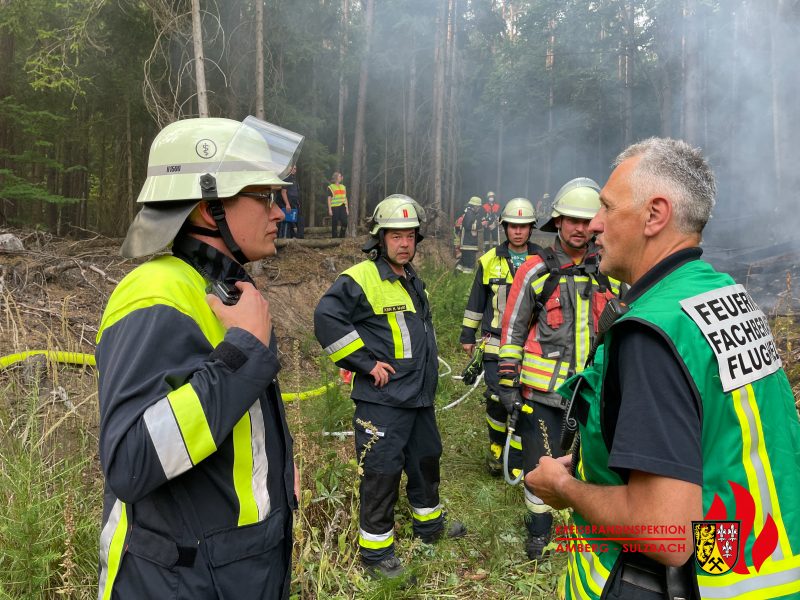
[418,519,468,544]
[486,443,503,477]
[524,511,554,560]
[362,555,404,579]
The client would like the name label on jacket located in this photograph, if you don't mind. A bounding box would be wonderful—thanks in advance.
[680,284,781,392]
[383,304,407,313]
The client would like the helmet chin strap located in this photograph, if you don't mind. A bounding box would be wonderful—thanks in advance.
[200,174,250,264]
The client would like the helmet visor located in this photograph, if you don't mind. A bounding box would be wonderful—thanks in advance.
[206,116,304,183]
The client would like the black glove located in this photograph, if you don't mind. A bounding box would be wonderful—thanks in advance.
[498,385,522,415]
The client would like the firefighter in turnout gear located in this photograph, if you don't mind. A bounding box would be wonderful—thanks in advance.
[460,198,540,478]
[498,178,624,560]
[95,116,304,599]
[314,195,466,579]
[526,138,800,600]
[456,196,483,273]
[482,191,502,247]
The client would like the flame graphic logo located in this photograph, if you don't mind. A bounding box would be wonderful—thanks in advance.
[702,480,779,573]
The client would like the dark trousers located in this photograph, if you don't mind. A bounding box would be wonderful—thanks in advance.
[331,205,347,238]
[483,358,522,470]
[518,400,563,531]
[353,402,444,562]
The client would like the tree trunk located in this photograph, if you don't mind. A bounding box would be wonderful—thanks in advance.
[336,0,349,170]
[404,30,417,194]
[347,0,374,236]
[191,0,209,117]
[620,1,634,148]
[126,99,135,224]
[771,0,800,224]
[682,0,704,145]
[431,0,448,234]
[445,0,458,226]
[255,0,265,120]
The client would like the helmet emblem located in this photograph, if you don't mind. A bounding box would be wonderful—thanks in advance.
[195,139,218,159]
[403,209,408,218]
[518,209,522,216]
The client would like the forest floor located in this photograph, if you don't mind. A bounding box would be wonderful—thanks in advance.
[1,227,799,599]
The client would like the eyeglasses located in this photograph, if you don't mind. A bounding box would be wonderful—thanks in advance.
[239,191,276,209]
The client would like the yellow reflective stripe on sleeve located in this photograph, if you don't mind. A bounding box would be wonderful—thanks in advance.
[98,499,127,600]
[233,410,259,525]
[733,384,792,558]
[359,528,394,549]
[462,317,481,328]
[167,385,216,465]
[499,344,523,360]
[509,434,522,450]
[464,309,483,322]
[329,336,365,363]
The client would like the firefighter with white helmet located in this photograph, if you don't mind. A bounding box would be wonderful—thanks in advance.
[96,116,303,599]
[497,178,625,560]
[315,194,466,579]
[461,197,541,479]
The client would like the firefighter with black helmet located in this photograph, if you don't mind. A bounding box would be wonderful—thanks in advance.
[460,198,540,478]
[314,195,466,579]
[96,116,303,598]
[497,178,625,560]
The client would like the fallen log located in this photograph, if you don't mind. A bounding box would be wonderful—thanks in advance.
[275,238,344,249]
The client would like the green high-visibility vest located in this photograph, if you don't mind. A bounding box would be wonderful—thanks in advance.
[563,258,800,600]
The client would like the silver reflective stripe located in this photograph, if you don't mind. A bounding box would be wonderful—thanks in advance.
[97,499,123,600]
[395,311,412,358]
[147,160,283,177]
[464,309,483,321]
[380,217,418,225]
[359,527,393,542]
[487,415,506,430]
[324,330,361,356]
[737,386,784,560]
[248,402,270,521]
[411,503,442,516]
[144,397,193,479]
[581,548,609,594]
[699,564,800,598]
[506,262,547,338]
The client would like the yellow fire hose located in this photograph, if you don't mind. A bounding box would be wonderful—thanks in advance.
[0,351,335,402]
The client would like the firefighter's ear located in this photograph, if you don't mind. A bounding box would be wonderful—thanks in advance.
[644,196,671,237]
[194,201,217,227]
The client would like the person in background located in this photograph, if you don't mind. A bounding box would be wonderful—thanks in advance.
[314,195,466,579]
[279,165,303,239]
[497,178,624,560]
[482,191,502,247]
[327,171,348,238]
[526,138,800,600]
[455,196,482,273]
[95,116,303,599]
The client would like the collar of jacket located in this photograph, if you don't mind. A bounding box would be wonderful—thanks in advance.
[376,256,418,283]
[622,246,703,304]
[172,233,252,286]
[495,240,539,258]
